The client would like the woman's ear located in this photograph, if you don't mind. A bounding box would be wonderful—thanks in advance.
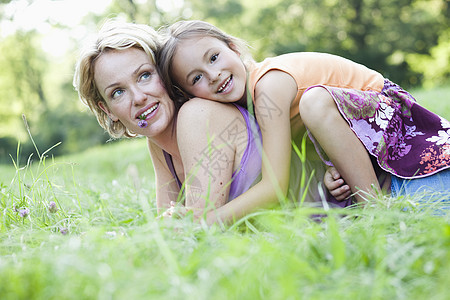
[98,101,119,122]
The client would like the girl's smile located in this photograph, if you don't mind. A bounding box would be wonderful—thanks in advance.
[217,75,233,93]
[171,36,247,103]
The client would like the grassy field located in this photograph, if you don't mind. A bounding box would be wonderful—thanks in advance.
[0,87,449,300]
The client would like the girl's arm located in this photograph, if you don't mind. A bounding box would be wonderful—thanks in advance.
[176,98,246,212]
[147,140,181,212]
[205,70,298,225]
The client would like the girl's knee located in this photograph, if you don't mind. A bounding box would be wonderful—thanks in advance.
[299,87,335,121]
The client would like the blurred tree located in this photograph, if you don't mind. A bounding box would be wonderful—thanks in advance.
[0,31,48,141]
[106,0,190,27]
[0,23,108,163]
[406,29,450,88]
[185,0,449,87]
[0,0,14,12]
[405,2,450,88]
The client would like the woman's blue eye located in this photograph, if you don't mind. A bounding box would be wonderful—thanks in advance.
[111,89,124,99]
[210,53,218,63]
[140,71,151,80]
[193,74,202,84]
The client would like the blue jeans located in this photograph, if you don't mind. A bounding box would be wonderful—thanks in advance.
[391,169,450,215]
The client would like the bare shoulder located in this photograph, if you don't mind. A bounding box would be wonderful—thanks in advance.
[255,70,297,102]
[177,98,241,127]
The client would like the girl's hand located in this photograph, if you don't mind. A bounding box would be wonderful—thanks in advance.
[324,167,352,201]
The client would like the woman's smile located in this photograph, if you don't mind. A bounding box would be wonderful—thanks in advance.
[94,47,175,137]
[137,102,160,120]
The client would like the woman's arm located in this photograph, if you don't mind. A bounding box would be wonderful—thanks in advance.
[176,98,246,212]
[147,140,181,212]
[205,70,298,224]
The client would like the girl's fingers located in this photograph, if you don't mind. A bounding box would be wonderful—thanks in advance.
[327,178,345,190]
[330,185,351,200]
[331,168,341,180]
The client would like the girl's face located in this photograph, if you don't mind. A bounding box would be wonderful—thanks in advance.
[94,47,175,138]
[171,36,247,103]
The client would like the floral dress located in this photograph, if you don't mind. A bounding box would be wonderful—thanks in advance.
[308,79,450,179]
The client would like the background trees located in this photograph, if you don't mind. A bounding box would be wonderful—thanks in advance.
[0,0,448,163]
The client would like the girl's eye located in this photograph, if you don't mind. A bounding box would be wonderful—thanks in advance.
[210,53,219,63]
[192,74,202,84]
[111,89,124,99]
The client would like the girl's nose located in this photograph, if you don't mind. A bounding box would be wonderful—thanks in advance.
[208,70,221,83]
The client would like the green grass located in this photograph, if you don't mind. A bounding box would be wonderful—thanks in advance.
[0,87,449,300]
[411,85,450,119]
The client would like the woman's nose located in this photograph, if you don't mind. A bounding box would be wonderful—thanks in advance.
[132,87,147,105]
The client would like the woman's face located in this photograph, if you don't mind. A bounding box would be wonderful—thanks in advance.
[171,36,247,103]
[94,47,175,138]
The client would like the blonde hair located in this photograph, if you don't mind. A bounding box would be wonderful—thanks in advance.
[157,20,254,104]
[73,19,161,138]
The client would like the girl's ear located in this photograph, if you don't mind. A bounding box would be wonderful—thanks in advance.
[98,101,119,122]
[229,42,241,55]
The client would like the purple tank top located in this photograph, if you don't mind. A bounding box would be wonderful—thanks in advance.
[163,104,262,201]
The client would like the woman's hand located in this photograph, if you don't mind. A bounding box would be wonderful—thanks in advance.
[324,167,352,200]
[160,201,206,220]
[161,201,188,218]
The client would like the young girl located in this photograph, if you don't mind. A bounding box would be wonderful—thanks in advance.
[157,20,450,219]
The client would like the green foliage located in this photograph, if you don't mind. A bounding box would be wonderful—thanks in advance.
[0,31,48,140]
[0,28,108,163]
[186,0,449,87]
[406,29,450,88]
[0,138,449,299]
[104,0,450,87]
